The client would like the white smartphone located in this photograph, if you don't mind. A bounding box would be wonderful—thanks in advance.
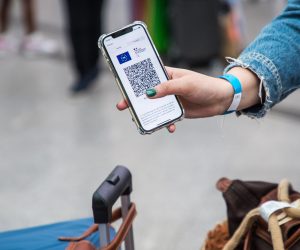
[98,21,184,135]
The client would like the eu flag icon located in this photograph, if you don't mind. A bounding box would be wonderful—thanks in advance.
[117,52,132,64]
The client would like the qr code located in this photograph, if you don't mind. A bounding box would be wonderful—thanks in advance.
[124,58,161,97]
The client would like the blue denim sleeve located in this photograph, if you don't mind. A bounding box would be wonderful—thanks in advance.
[224,0,300,118]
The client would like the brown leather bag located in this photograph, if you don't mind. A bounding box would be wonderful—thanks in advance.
[202,178,300,250]
[59,165,136,250]
[59,203,137,250]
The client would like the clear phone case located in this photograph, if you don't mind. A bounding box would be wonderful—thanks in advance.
[98,21,184,135]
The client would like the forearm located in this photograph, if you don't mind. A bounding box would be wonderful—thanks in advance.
[224,0,300,118]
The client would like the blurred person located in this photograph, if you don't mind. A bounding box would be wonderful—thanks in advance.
[117,0,300,133]
[0,0,58,57]
[220,0,246,59]
[168,0,220,67]
[64,0,104,94]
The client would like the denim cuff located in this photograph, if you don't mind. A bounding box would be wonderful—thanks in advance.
[224,52,282,118]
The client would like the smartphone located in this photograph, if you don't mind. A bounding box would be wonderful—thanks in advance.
[98,21,184,135]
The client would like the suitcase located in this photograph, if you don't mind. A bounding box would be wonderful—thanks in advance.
[168,0,221,67]
[0,218,116,250]
[0,166,136,250]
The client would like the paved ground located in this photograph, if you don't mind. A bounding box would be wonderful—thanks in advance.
[1,1,300,250]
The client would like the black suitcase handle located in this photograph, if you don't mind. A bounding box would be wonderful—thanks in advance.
[92,165,132,224]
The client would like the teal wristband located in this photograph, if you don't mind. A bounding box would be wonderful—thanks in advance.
[218,74,242,114]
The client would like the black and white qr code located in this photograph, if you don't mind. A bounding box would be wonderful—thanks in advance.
[123,58,161,97]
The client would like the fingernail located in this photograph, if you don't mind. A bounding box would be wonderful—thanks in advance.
[146,88,156,97]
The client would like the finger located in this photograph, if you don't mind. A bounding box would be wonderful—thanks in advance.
[165,66,194,79]
[165,66,176,79]
[147,79,186,99]
[116,99,128,111]
[167,124,176,133]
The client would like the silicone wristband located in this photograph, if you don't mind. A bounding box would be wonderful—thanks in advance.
[219,74,242,114]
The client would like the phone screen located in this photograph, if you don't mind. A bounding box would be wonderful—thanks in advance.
[103,23,183,132]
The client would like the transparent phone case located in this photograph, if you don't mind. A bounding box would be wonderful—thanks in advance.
[98,21,184,135]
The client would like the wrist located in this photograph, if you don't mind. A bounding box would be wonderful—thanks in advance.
[216,78,235,114]
[219,74,243,114]
[226,67,260,110]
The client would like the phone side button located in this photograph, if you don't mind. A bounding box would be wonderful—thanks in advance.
[115,78,126,98]
[128,107,137,124]
[106,60,113,72]
[103,59,112,71]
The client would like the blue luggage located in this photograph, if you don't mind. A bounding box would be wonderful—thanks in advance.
[0,166,135,250]
[0,218,115,250]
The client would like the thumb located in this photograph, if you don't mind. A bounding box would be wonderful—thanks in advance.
[146,79,185,98]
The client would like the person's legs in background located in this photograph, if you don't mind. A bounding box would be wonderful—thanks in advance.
[64,0,104,93]
[22,0,35,34]
[0,0,12,33]
[0,0,16,55]
[20,0,59,57]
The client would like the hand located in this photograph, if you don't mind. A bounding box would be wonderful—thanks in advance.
[149,67,236,118]
[117,66,260,133]
[117,66,234,133]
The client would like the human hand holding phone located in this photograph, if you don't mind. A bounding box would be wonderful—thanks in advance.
[100,22,184,135]
[117,66,233,132]
[117,66,261,132]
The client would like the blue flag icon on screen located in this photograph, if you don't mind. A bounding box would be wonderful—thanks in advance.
[117,52,132,64]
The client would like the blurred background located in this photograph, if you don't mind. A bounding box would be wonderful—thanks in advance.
[1,0,300,249]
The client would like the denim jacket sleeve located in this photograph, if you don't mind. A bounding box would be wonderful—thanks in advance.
[224,0,300,118]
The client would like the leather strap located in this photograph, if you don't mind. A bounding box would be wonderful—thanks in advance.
[59,207,123,242]
[243,227,254,250]
[60,203,137,250]
[66,241,96,250]
[102,203,137,250]
[286,227,300,248]
[60,225,99,242]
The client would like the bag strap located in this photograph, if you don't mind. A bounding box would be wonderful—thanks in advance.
[223,180,300,250]
[59,207,123,242]
[102,203,137,250]
[66,241,97,250]
[59,203,137,250]
[223,207,260,250]
[60,225,99,242]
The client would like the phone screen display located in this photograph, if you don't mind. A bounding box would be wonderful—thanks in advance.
[103,24,183,132]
